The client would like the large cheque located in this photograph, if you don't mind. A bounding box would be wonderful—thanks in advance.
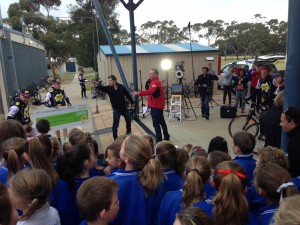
[33,104,89,130]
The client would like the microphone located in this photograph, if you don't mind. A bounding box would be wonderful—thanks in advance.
[188,22,191,28]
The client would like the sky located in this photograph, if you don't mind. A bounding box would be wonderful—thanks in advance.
[1,0,288,31]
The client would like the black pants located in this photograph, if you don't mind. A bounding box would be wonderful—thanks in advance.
[81,84,87,98]
[150,107,170,142]
[112,108,131,140]
[223,85,232,105]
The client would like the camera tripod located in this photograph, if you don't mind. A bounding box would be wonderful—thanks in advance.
[182,81,197,119]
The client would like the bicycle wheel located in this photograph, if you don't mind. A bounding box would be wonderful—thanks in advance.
[228,115,258,137]
[245,123,260,138]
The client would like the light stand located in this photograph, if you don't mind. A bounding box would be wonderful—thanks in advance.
[161,59,172,112]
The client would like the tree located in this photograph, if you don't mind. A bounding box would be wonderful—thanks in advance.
[138,20,187,44]
[68,0,121,69]
[34,0,61,16]
[201,19,224,46]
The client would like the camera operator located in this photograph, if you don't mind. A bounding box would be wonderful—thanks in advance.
[95,75,134,140]
[194,67,218,120]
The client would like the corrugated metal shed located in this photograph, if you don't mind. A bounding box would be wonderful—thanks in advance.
[0,25,47,113]
[97,43,219,91]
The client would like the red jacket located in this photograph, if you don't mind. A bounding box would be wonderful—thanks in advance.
[139,77,165,109]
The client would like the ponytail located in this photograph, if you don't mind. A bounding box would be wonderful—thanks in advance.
[57,144,91,190]
[140,158,164,195]
[1,137,26,180]
[255,163,298,204]
[156,141,188,176]
[124,135,164,195]
[182,157,211,208]
[212,161,248,225]
[11,169,51,220]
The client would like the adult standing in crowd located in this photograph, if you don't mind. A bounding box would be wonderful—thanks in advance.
[222,65,235,105]
[133,68,170,142]
[280,106,300,177]
[78,69,87,99]
[7,89,31,125]
[194,66,219,120]
[44,79,72,144]
[96,75,134,140]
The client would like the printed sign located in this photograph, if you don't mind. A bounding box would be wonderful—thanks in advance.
[33,104,89,130]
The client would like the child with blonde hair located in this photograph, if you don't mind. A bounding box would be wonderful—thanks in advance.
[158,157,211,225]
[0,137,26,185]
[110,134,164,225]
[104,139,124,175]
[11,169,60,225]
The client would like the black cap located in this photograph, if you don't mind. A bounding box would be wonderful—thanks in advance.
[19,89,31,97]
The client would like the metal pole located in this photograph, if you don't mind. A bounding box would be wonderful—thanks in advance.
[91,0,129,90]
[281,0,300,152]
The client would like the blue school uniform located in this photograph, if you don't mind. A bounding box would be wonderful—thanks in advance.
[292,176,300,192]
[67,177,93,225]
[194,199,259,225]
[158,190,183,225]
[79,221,87,225]
[163,169,183,192]
[49,179,72,225]
[0,165,8,185]
[257,204,278,225]
[246,183,266,214]
[204,182,216,199]
[105,168,120,177]
[234,154,256,185]
[110,169,165,225]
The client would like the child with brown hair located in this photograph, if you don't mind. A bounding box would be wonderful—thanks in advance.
[191,146,208,158]
[104,139,124,176]
[174,207,211,225]
[0,137,26,186]
[76,177,119,225]
[232,131,256,185]
[143,134,155,154]
[158,157,211,225]
[254,163,298,225]
[155,141,188,191]
[11,169,60,225]
[57,144,96,225]
[194,161,259,225]
[0,183,18,225]
[110,134,164,225]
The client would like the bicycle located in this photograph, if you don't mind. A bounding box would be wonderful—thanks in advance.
[228,102,266,145]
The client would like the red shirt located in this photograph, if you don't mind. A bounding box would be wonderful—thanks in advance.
[251,70,260,88]
[139,77,165,109]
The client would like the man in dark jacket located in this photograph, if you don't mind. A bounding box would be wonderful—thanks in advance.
[280,106,300,177]
[194,67,218,120]
[7,89,31,125]
[96,75,134,140]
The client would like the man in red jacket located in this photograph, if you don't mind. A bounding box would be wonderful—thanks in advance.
[133,68,170,142]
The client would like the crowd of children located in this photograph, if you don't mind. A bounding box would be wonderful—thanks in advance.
[1,118,300,225]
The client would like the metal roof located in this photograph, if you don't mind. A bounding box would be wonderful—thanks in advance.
[100,43,219,56]
[0,25,44,47]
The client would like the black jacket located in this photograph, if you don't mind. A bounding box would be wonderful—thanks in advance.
[287,126,300,177]
[194,74,219,94]
[259,105,282,148]
[97,83,134,110]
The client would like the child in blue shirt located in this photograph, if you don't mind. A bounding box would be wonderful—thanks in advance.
[194,161,259,225]
[0,137,26,186]
[109,135,165,225]
[158,157,211,225]
[155,141,188,192]
[57,143,96,225]
[77,177,119,225]
[254,163,298,225]
[104,139,125,176]
[232,131,256,185]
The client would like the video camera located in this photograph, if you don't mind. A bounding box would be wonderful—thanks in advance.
[92,79,104,87]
